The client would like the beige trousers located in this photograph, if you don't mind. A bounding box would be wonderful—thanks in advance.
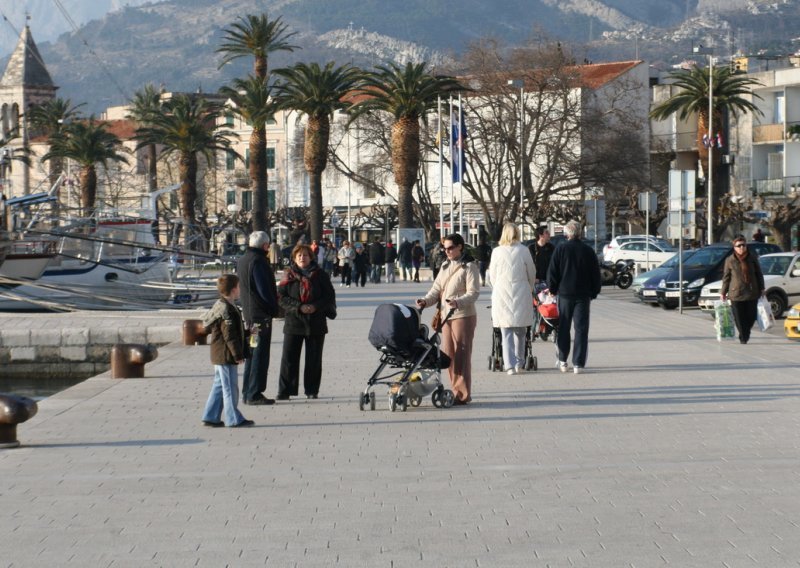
[441,315,477,403]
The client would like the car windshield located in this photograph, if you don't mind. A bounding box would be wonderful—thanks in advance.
[660,249,696,268]
[684,247,729,268]
[760,255,793,276]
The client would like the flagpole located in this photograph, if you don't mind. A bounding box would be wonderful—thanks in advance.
[458,93,464,237]
[449,95,454,238]
[438,96,444,242]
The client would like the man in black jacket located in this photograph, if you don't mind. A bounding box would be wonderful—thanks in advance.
[528,226,555,284]
[547,220,601,375]
[368,237,385,283]
[237,231,280,405]
[398,238,413,281]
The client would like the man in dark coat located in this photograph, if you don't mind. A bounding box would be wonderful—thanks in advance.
[547,220,601,375]
[528,226,555,284]
[398,238,413,281]
[236,231,280,405]
[368,237,385,283]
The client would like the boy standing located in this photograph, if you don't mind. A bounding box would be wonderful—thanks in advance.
[201,274,255,428]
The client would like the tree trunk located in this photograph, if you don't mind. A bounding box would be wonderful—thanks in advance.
[304,115,330,241]
[308,171,323,242]
[79,165,97,216]
[178,151,198,248]
[391,118,420,228]
[250,125,268,232]
[771,224,792,252]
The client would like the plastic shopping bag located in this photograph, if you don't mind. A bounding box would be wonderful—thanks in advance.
[714,300,736,341]
[756,296,775,332]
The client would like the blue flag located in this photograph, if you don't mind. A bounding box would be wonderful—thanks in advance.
[450,105,467,183]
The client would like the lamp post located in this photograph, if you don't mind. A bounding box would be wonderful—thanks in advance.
[694,45,714,245]
[508,79,524,217]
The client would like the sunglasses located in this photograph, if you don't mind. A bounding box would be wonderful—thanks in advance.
[733,243,746,248]
[444,245,460,252]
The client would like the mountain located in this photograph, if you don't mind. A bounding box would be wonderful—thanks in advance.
[2,0,799,113]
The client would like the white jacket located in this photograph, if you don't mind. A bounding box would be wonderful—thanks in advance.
[488,242,536,328]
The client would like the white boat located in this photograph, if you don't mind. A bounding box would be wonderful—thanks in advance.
[0,239,57,285]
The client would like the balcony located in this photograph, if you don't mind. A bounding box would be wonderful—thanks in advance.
[753,123,785,144]
[753,175,800,197]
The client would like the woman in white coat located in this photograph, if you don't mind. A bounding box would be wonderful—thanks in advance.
[488,222,537,374]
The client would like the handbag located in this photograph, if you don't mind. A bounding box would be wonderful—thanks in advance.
[756,296,774,331]
[713,300,735,341]
[430,309,443,332]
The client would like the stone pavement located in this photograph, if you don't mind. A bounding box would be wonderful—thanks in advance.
[1,283,799,567]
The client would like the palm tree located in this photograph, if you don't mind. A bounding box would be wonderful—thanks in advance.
[133,95,238,245]
[650,65,761,239]
[127,84,164,193]
[351,62,462,228]
[273,62,364,241]
[27,98,85,186]
[41,119,127,215]
[219,75,277,232]
[217,13,297,233]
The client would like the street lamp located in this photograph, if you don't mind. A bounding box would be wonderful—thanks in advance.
[508,79,524,215]
[693,45,714,245]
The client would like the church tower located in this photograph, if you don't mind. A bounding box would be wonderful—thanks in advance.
[0,24,57,196]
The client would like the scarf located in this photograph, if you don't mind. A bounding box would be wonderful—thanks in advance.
[280,264,319,303]
[735,248,751,285]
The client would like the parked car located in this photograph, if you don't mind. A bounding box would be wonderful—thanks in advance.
[698,251,800,318]
[655,242,782,309]
[784,302,800,339]
[634,250,698,305]
[607,240,677,269]
[602,235,671,262]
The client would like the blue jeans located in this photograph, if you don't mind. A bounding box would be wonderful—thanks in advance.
[203,364,246,427]
[242,322,272,401]
[556,296,591,368]
[370,264,382,283]
[501,327,526,370]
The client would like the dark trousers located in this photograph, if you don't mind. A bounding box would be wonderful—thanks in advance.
[731,299,758,343]
[556,296,591,368]
[478,261,488,285]
[340,264,351,285]
[278,334,325,397]
[242,322,272,401]
[353,267,367,287]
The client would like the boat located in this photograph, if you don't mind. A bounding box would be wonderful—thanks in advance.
[0,238,57,285]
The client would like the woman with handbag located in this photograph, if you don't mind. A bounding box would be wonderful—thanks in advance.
[720,235,765,344]
[277,244,337,400]
[416,233,481,404]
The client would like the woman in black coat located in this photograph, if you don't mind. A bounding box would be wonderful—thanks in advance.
[277,244,337,399]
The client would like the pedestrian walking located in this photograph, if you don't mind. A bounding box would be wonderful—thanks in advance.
[546,220,601,374]
[384,240,397,283]
[430,241,446,279]
[276,244,337,400]
[352,243,370,287]
[236,231,279,405]
[368,237,385,283]
[488,222,536,375]
[398,237,413,281]
[720,235,765,344]
[411,240,425,282]
[324,238,337,276]
[528,226,555,285]
[338,240,355,287]
[474,237,492,286]
[416,233,481,404]
[269,240,281,268]
[201,274,254,428]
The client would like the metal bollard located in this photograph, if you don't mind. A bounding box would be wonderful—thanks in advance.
[0,394,38,449]
[182,319,209,345]
[110,343,158,379]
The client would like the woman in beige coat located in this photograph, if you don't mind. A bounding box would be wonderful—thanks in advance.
[416,233,481,404]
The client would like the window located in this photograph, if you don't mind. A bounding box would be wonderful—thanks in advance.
[225,112,234,126]
[226,190,236,206]
[225,151,235,171]
[169,193,178,209]
[242,190,252,211]
[268,189,276,210]
[245,148,250,169]
[266,147,275,169]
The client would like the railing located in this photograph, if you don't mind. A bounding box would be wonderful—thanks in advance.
[753,175,800,196]
[753,123,784,143]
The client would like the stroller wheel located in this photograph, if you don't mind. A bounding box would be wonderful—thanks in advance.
[431,390,442,408]
[369,391,376,411]
[487,356,493,371]
[409,396,422,407]
[401,396,408,412]
[441,390,455,408]
[358,392,367,411]
[532,356,538,371]
[389,393,398,412]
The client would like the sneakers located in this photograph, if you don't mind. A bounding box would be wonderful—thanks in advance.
[202,420,224,428]
[573,366,582,374]
[515,365,524,374]
[243,396,275,406]
[231,419,255,428]
[507,368,516,375]
[558,361,568,373]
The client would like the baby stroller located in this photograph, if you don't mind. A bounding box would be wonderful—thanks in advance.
[361,303,456,412]
[532,289,559,343]
[487,320,538,372]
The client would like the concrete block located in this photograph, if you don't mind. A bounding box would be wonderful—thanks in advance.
[30,329,62,347]
[0,329,31,347]
[61,327,90,346]
[60,346,87,361]
[118,327,147,344]
[147,326,180,344]
[89,327,119,346]
[10,347,36,361]
[86,345,112,362]
[34,346,61,363]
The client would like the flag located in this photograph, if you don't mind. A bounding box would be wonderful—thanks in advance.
[450,104,467,183]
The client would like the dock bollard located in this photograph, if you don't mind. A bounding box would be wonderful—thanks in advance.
[110,343,158,379]
[182,319,210,345]
[0,394,38,449]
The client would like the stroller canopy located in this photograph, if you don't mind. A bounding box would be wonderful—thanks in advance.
[368,304,421,356]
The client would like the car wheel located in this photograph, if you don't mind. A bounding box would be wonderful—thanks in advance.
[767,291,787,319]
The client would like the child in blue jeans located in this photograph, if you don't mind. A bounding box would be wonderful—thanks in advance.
[201,274,254,428]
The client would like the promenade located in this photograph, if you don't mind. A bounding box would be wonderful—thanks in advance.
[1,284,799,567]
